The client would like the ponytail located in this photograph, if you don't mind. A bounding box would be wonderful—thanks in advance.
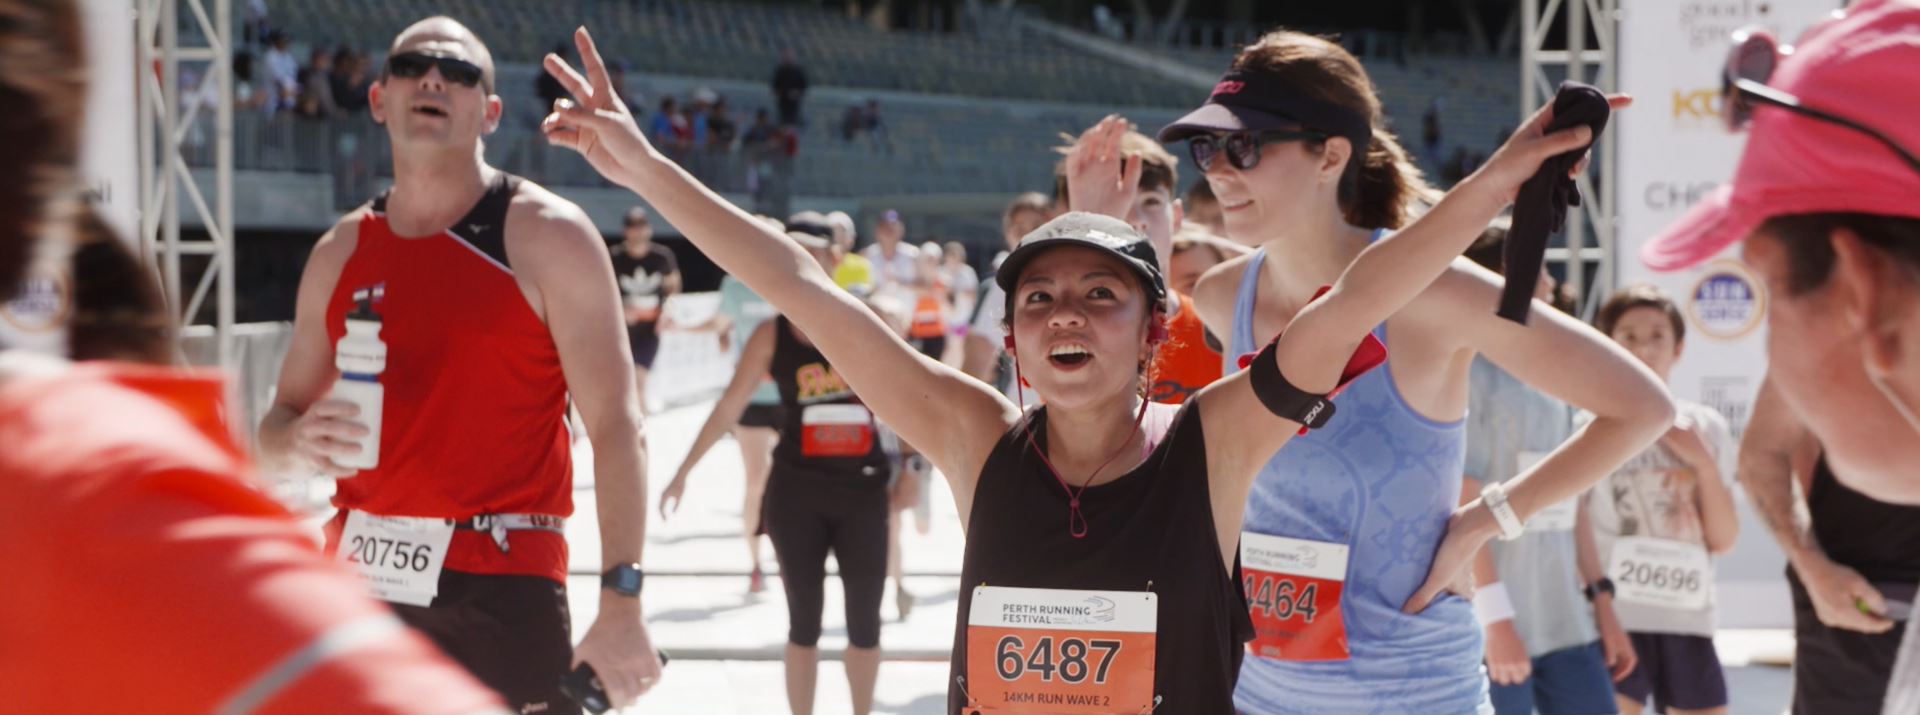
[1339,127,1440,230]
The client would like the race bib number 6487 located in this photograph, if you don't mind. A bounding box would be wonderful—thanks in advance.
[965,586,1157,714]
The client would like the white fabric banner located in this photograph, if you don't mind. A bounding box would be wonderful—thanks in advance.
[1614,0,1841,437]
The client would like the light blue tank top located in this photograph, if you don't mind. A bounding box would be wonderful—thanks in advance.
[1228,246,1490,714]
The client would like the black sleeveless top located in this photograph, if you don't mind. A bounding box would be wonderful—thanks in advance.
[948,402,1253,714]
[769,317,890,489]
[1804,456,1920,584]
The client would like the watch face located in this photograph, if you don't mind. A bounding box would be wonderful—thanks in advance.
[605,565,642,595]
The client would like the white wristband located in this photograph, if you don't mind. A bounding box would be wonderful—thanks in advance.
[1480,481,1525,541]
[1473,582,1517,627]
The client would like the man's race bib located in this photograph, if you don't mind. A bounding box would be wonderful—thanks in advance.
[800,403,876,458]
[1517,452,1578,532]
[964,586,1157,714]
[1241,533,1350,661]
[338,511,454,607]
[1608,536,1711,610]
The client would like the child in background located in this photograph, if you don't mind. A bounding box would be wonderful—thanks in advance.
[1582,285,1741,715]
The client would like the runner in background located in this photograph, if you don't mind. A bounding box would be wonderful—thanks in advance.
[907,241,952,361]
[827,210,875,292]
[1185,177,1228,237]
[661,223,891,715]
[862,209,920,297]
[1053,117,1223,404]
[961,192,1051,397]
[1,3,506,710]
[1740,377,1920,714]
[1462,225,1631,715]
[1169,225,1246,298]
[941,241,979,341]
[611,206,680,415]
[1582,286,1739,715]
[258,17,662,711]
[537,27,1624,712]
[1166,30,1669,714]
[719,213,795,594]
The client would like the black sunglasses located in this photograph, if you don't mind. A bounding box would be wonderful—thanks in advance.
[385,51,489,91]
[1188,129,1330,173]
[1723,27,1920,176]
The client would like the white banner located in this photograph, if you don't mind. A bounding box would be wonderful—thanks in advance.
[82,0,140,244]
[1615,0,1839,437]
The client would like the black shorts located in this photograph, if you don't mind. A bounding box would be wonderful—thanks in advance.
[910,335,946,360]
[763,473,888,649]
[1790,571,1910,714]
[628,324,661,368]
[391,570,578,715]
[739,403,786,430]
[1614,632,1727,711]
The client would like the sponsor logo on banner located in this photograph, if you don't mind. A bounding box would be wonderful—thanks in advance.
[1671,88,1727,129]
[1,270,71,334]
[1643,180,1722,211]
[1677,0,1781,50]
[1688,260,1766,340]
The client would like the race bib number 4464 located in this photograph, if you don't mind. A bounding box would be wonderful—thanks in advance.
[1608,536,1711,611]
[338,512,454,607]
[1241,533,1350,661]
[965,586,1156,714]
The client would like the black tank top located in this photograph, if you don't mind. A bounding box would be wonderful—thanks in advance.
[769,318,890,489]
[1807,456,1920,584]
[947,402,1253,714]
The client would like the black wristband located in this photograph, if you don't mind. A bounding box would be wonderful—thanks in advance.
[1583,577,1615,602]
[1249,339,1337,430]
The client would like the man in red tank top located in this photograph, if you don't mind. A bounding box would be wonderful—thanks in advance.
[258,17,663,713]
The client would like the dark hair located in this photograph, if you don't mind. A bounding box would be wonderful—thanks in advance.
[1231,31,1440,229]
[1595,284,1685,344]
[1051,130,1179,208]
[1464,223,1510,274]
[1757,213,1920,296]
[68,209,171,363]
[0,0,87,298]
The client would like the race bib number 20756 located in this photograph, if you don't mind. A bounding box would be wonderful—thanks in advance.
[338,511,454,607]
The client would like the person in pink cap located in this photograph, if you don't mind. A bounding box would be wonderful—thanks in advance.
[1641,0,1920,507]
[1637,5,1920,711]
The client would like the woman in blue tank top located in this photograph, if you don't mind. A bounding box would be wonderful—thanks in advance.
[1165,32,1675,714]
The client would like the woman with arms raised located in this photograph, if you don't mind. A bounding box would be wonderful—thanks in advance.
[539,27,1637,714]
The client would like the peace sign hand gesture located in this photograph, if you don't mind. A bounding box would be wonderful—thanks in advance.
[542,27,654,187]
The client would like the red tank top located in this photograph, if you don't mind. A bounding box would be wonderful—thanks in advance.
[1148,291,1224,404]
[323,173,573,583]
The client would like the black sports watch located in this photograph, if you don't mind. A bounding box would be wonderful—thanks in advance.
[602,563,644,597]
[1583,577,1615,602]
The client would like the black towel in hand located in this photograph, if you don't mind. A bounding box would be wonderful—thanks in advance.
[1499,81,1610,324]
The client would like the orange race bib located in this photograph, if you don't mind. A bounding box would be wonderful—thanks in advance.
[799,403,876,458]
[964,586,1157,714]
[1241,533,1350,661]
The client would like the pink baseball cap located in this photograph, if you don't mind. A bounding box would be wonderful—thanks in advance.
[1642,0,1920,272]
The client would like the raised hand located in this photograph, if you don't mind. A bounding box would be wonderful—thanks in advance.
[1470,94,1633,204]
[1063,115,1143,223]
[541,27,655,186]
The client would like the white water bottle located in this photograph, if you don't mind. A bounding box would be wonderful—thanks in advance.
[327,288,386,472]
